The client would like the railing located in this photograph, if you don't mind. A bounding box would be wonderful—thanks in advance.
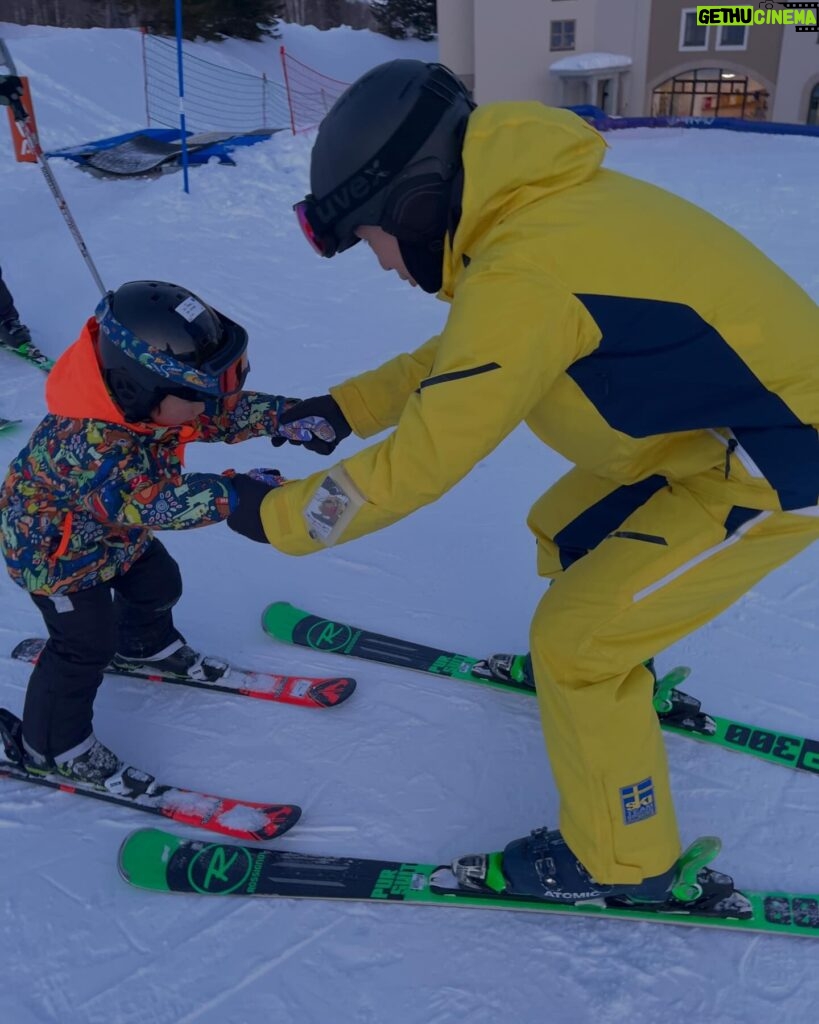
[279,47,349,133]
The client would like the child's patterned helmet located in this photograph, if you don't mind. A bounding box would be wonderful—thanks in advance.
[95,280,248,421]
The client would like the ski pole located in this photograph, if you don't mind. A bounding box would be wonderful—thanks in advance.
[0,74,107,296]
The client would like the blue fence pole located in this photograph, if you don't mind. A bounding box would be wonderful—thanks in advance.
[175,0,190,194]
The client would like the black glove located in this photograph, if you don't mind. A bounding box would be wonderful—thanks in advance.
[0,75,26,120]
[274,395,352,456]
[225,472,280,544]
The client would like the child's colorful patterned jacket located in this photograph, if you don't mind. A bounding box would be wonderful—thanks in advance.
[0,317,286,595]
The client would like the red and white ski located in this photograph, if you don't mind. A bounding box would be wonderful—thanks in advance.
[11,638,356,709]
[0,708,300,841]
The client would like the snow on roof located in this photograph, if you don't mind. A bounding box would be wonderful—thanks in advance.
[550,52,633,74]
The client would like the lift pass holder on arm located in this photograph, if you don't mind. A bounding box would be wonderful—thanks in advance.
[303,465,365,546]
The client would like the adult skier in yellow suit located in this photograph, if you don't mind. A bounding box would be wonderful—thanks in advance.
[228,61,819,909]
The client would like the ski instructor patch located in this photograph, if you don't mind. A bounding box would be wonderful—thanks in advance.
[620,777,656,825]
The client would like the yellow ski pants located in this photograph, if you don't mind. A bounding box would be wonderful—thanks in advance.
[527,468,819,883]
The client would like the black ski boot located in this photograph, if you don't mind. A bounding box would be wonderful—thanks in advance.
[451,829,753,919]
[53,737,157,797]
[50,737,157,798]
[454,827,676,904]
[0,707,26,767]
[111,640,229,683]
[0,316,52,368]
[0,314,32,350]
[1,708,157,798]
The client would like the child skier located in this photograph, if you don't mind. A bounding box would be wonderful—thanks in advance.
[226,60,819,913]
[0,279,326,794]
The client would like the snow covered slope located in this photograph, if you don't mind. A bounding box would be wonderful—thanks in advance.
[1,21,818,1024]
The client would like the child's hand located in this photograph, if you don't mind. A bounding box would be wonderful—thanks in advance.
[223,471,285,543]
[222,468,284,487]
[247,468,286,487]
[273,396,351,455]
[273,415,336,447]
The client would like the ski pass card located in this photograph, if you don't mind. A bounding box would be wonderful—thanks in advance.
[303,468,364,546]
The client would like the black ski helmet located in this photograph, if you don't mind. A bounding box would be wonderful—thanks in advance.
[95,280,248,422]
[295,60,475,258]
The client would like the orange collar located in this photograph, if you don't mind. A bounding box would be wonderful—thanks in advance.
[46,318,153,431]
[46,320,202,456]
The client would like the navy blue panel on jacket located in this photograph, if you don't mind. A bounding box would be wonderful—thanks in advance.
[553,474,668,570]
[567,295,819,510]
[724,506,762,537]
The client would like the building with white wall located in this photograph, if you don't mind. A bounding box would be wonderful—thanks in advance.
[437,0,819,124]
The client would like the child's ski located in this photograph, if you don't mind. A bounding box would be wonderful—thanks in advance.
[0,708,299,841]
[261,602,819,777]
[118,827,819,939]
[11,638,356,709]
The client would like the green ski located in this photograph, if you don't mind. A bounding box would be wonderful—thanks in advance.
[118,827,819,939]
[261,602,819,777]
[0,339,54,371]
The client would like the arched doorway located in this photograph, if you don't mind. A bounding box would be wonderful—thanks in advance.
[808,82,819,126]
[652,68,770,120]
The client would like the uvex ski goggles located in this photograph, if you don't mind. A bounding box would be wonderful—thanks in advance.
[95,292,249,399]
[294,65,461,258]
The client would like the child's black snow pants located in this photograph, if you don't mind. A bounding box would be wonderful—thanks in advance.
[23,539,183,758]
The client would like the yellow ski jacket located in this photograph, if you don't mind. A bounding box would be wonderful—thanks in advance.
[259,102,819,554]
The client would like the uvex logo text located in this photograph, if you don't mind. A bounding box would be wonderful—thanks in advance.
[314,161,390,225]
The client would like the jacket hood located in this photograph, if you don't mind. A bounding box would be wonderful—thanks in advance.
[46,319,154,434]
[47,318,130,423]
[442,103,606,294]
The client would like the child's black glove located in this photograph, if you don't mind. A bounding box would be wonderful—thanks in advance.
[0,75,26,121]
[0,75,24,106]
[224,470,284,544]
[272,395,351,455]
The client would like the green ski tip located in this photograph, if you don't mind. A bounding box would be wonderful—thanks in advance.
[118,827,184,892]
[261,602,304,644]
